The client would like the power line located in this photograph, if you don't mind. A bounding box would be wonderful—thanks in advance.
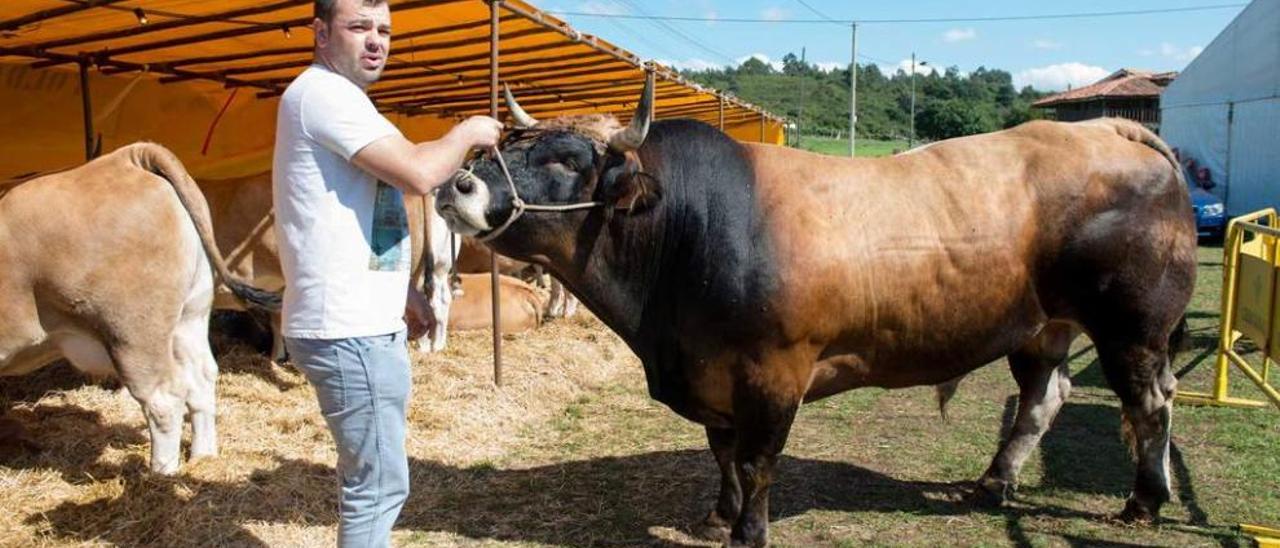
[549,3,1246,24]
[612,0,736,64]
[790,0,843,25]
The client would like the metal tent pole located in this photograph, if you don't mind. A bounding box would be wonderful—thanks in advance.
[488,0,503,387]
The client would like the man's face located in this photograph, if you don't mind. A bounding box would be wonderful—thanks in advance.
[316,0,391,89]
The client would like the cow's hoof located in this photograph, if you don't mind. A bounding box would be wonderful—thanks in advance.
[969,477,1014,507]
[690,511,732,542]
[1116,499,1159,524]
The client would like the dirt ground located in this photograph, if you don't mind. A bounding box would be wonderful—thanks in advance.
[1,245,1275,547]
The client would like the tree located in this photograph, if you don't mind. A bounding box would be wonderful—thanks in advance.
[916,99,998,140]
[737,56,774,76]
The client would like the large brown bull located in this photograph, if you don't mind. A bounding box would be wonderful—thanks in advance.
[435,78,1197,547]
[0,143,279,474]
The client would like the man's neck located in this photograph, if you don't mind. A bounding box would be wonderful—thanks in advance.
[313,52,368,91]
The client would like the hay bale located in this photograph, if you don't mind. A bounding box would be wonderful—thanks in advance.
[0,313,638,546]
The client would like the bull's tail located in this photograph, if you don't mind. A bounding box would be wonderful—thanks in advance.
[1089,118,1187,187]
[123,142,281,312]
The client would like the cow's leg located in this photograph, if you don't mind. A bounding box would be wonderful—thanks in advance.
[269,311,287,365]
[174,310,219,459]
[692,426,741,542]
[976,322,1077,503]
[1097,339,1177,523]
[426,266,453,352]
[112,342,187,474]
[729,383,800,547]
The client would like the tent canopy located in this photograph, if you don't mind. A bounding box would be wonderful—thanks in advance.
[0,0,785,179]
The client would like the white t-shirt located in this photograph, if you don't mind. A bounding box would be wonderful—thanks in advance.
[272,64,409,339]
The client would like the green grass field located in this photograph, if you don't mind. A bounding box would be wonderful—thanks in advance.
[798,135,910,158]
[406,244,1280,547]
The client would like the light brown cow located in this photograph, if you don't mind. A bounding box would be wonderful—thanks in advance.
[447,273,547,334]
[0,143,278,474]
[455,236,580,319]
[199,172,458,355]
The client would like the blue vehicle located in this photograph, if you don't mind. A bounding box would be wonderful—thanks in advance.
[1190,187,1226,240]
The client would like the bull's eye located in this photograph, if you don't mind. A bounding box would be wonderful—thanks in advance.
[561,157,579,171]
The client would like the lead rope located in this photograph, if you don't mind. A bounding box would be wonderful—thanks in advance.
[471,146,603,243]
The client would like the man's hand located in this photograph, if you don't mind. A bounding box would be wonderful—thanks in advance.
[405,287,435,340]
[353,116,503,197]
[450,116,503,149]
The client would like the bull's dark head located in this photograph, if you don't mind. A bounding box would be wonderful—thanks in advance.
[435,74,659,264]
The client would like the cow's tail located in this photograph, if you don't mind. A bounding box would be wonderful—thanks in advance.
[124,142,282,312]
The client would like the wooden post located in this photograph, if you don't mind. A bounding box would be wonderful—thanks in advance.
[488,0,503,387]
[718,95,724,130]
[79,59,95,161]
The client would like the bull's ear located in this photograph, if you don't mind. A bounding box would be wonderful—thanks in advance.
[600,153,661,214]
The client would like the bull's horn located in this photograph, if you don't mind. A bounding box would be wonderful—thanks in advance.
[609,72,654,151]
[504,84,539,128]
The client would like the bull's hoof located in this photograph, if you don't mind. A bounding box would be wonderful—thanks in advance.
[725,537,766,548]
[0,417,42,454]
[690,511,732,543]
[969,477,1015,507]
[1116,499,1159,524]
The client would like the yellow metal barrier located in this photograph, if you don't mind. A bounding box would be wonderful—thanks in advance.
[1178,208,1280,409]
[1244,524,1280,548]
[1176,209,1279,547]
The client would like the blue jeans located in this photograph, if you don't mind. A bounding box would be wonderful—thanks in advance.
[286,330,412,548]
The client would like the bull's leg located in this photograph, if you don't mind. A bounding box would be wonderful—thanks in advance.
[977,322,1076,503]
[174,313,219,459]
[692,426,741,542]
[1098,341,1177,523]
[729,389,799,548]
[112,343,187,474]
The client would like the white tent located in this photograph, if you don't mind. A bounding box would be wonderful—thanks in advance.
[1160,0,1280,216]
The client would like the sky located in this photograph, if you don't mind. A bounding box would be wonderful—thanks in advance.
[536,0,1249,91]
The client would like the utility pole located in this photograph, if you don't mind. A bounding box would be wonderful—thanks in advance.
[797,47,806,148]
[849,22,857,157]
[909,52,916,149]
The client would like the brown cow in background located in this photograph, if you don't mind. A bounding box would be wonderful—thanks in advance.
[447,273,547,334]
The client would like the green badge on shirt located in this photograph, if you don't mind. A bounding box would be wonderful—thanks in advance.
[369,180,410,272]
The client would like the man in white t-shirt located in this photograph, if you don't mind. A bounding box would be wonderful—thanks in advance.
[272,1,501,545]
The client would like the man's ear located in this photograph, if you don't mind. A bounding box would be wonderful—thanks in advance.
[314,18,329,47]
[600,153,661,214]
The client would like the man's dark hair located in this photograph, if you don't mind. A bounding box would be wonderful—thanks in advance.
[315,0,388,24]
[315,0,338,23]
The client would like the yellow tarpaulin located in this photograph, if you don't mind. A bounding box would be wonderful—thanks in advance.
[0,0,785,180]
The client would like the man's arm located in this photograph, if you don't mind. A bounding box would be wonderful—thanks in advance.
[353,115,503,196]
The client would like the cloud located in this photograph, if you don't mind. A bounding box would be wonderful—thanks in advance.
[815,61,846,73]
[896,58,939,76]
[1032,38,1063,50]
[736,53,785,71]
[577,1,626,15]
[761,7,788,21]
[1159,42,1203,62]
[1013,62,1109,91]
[655,58,724,71]
[942,28,977,43]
